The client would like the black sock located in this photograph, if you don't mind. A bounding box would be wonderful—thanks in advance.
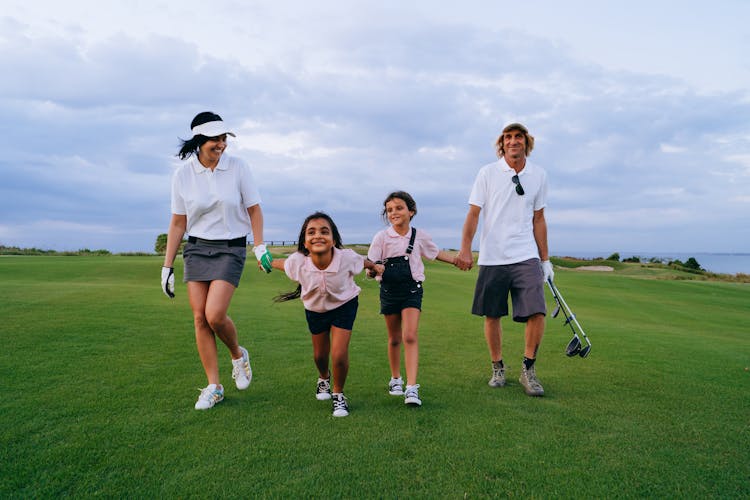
[523,357,535,370]
[492,359,504,369]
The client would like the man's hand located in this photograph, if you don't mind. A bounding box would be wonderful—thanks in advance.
[254,244,273,273]
[161,266,175,298]
[455,249,474,271]
[541,260,554,283]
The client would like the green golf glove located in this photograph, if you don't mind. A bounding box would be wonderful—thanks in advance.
[253,244,273,273]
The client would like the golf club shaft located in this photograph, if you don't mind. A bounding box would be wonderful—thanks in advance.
[546,279,592,346]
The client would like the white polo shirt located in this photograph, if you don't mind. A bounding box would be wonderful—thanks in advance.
[468,158,548,265]
[171,155,262,240]
[367,226,440,282]
[284,248,364,313]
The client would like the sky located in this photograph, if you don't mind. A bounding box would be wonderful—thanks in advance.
[2,0,749,256]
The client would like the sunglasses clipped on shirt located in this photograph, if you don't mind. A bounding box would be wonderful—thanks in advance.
[511,174,525,195]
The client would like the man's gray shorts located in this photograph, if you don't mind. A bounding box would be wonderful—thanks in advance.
[472,258,546,322]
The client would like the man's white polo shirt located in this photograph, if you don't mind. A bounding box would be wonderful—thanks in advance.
[468,157,548,265]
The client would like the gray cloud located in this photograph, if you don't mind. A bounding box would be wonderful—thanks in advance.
[1,6,748,255]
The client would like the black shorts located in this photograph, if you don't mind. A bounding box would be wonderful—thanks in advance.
[471,258,546,322]
[380,281,424,315]
[305,297,359,334]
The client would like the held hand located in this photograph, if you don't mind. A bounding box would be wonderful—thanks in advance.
[455,249,474,271]
[161,266,175,298]
[253,244,273,273]
[366,263,383,279]
[541,260,554,283]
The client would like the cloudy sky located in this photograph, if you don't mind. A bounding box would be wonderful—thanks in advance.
[2,0,749,255]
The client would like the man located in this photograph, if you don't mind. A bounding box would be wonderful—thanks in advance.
[455,122,554,396]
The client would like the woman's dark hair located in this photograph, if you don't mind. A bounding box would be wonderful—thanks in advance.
[381,191,417,224]
[177,111,224,160]
[273,212,344,303]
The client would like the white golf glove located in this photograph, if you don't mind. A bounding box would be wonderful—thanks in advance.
[253,244,273,273]
[541,260,554,283]
[161,266,175,298]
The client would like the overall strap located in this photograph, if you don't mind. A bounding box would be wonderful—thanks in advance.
[406,228,417,255]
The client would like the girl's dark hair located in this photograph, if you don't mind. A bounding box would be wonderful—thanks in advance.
[273,212,344,303]
[381,191,417,223]
[177,111,224,160]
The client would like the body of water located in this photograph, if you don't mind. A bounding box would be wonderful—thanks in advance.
[556,251,750,275]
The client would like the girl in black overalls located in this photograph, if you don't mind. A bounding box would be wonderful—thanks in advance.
[367,191,457,407]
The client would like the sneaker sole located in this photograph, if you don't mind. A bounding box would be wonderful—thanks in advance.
[332,411,349,417]
[405,398,422,406]
[523,389,544,397]
[488,380,506,388]
[316,393,332,401]
[389,390,404,396]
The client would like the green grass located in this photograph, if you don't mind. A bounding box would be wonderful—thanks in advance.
[0,256,748,498]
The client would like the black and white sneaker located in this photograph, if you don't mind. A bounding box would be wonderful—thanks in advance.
[404,384,422,406]
[316,377,331,400]
[332,393,349,417]
[388,377,404,396]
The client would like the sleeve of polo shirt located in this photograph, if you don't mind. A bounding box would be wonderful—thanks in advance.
[418,231,440,261]
[238,159,262,208]
[284,252,303,282]
[345,249,365,275]
[170,169,186,215]
[533,169,548,211]
[467,168,486,208]
[367,231,384,262]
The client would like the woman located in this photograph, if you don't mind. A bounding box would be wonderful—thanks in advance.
[161,111,273,410]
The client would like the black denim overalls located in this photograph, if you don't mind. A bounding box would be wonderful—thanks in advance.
[379,228,423,309]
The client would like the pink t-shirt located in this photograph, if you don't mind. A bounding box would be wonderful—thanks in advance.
[284,248,364,313]
[367,227,440,282]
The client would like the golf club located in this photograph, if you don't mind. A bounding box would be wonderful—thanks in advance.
[546,278,592,358]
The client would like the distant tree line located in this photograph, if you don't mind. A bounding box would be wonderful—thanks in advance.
[606,252,703,271]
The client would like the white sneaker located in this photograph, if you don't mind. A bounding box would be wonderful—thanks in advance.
[195,384,224,410]
[232,346,252,390]
[404,384,422,406]
[388,377,404,396]
[316,377,332,400]
[332,393,349,417]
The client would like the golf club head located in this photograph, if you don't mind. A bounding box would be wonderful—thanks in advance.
[578,345,591,358]
[551,304,560,318]
[565,336,582,357]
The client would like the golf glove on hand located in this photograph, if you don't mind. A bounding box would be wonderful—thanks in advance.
[542,260,554,283]
[161,266,175,298]
[253,244,273,273]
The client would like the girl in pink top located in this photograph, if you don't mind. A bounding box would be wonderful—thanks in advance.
[272,212,382,417]
[367,191,456,407]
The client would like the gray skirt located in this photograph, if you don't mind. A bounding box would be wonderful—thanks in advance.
[183,241,247,288]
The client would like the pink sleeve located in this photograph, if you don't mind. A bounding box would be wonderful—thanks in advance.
[345,249,365,275]
[367,231,383,262]
[284,252,303,281]
[418,231,440,260]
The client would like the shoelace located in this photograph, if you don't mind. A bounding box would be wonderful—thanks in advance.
[198,387,222,402]
[390,380,403,391]
[232,359,249,380]
[405,385,420,399]
[333,396,348,410]
[318,379,330,392]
